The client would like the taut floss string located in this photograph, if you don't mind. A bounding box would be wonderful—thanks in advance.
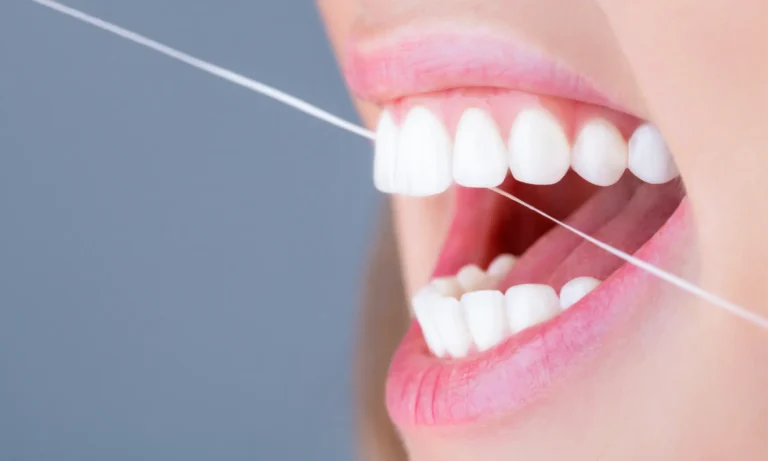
[26,0,768,330]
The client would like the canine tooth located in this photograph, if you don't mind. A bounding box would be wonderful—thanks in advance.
[571,119,628,186]
[452,108,508,187]
[431,277,462,298]
[559,276,601,310]
[412,289,447,358]
[395,106,453,196]
[628,123,679,184]
[487,253,517,278]
[508,108,571,185]
[432,297,473,358]
[373,110,400,193]
[456,264,487,292]
[461,290,508,351]
[505,284,561,333]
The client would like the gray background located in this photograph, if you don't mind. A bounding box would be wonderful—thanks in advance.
[0,1,378,459]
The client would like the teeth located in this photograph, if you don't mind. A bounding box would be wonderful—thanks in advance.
[456,264,488,292]
[628,123,679,184]
[432,297,473,358]
[559,276,601,309]
[431,276,462,298]
[412,274,575,358]
[394,106,453,196]
[505,284,561,333]
[375,107,673,195]
[571,119,628,186]
[462,290,508,351]
[486,253,517,278]
[373,110,400,193]
[452,108,508,187]
[412,288,447,358]
[508,108,571,185]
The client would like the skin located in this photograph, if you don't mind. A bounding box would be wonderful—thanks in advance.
[318,1,768,459]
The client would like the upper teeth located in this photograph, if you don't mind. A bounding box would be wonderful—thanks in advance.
[452,108,509,187]
[508,108,571,185]
[412,258,602,359]
[374,106,679,195]
[571,118,628,186]
[628,123,679,184]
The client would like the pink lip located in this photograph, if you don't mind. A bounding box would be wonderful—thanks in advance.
[386,201,691,426]
[346,28,685,427]
[343,32,619,109]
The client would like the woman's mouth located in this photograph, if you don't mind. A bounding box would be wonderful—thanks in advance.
[344,29,690,427]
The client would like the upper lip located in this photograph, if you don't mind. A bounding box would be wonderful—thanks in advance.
[342,28,621,110]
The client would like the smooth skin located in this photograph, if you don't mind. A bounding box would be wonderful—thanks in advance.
[318,0,768,459]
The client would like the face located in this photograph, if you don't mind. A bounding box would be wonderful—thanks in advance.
[318,1,767,459]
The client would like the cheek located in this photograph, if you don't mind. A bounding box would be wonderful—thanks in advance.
[317,0,365,70]
[590,0,768,311]
[393,193,454,295]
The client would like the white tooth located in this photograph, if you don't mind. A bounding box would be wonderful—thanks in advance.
[508,108,571,185]
[373,110,400,193]
[628,124,679,184]
[559,276,601,310]
[452,108,508,187]
[461,290,508,351]
[486,253,517,278]
[432,297,473,358]
[431,277,462,299]
[411,288,447,357]
[571,119,628,186]
[395,106,453,196]
[456,264,487,292]
[505,284,561,333]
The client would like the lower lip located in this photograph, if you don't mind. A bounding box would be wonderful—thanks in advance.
[385,200,692,427]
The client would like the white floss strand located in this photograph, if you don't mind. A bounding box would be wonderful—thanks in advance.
[26,0,768,331]
[27,0,375,142]
[490,188,768,330]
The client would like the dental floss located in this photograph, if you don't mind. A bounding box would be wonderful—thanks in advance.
[490,187,768,329]
[25,0,768,331]
[28,0,374,142]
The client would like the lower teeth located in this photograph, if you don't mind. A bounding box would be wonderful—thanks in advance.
[412,257,601,359]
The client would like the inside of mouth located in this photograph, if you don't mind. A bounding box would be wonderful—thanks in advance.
[413,171,685,359]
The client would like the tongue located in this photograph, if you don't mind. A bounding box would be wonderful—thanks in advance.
[432,171,598,277]
[502,177,683,291]
[431,174,684,292]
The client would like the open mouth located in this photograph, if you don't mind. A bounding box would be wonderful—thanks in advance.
[345,30,689,427]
